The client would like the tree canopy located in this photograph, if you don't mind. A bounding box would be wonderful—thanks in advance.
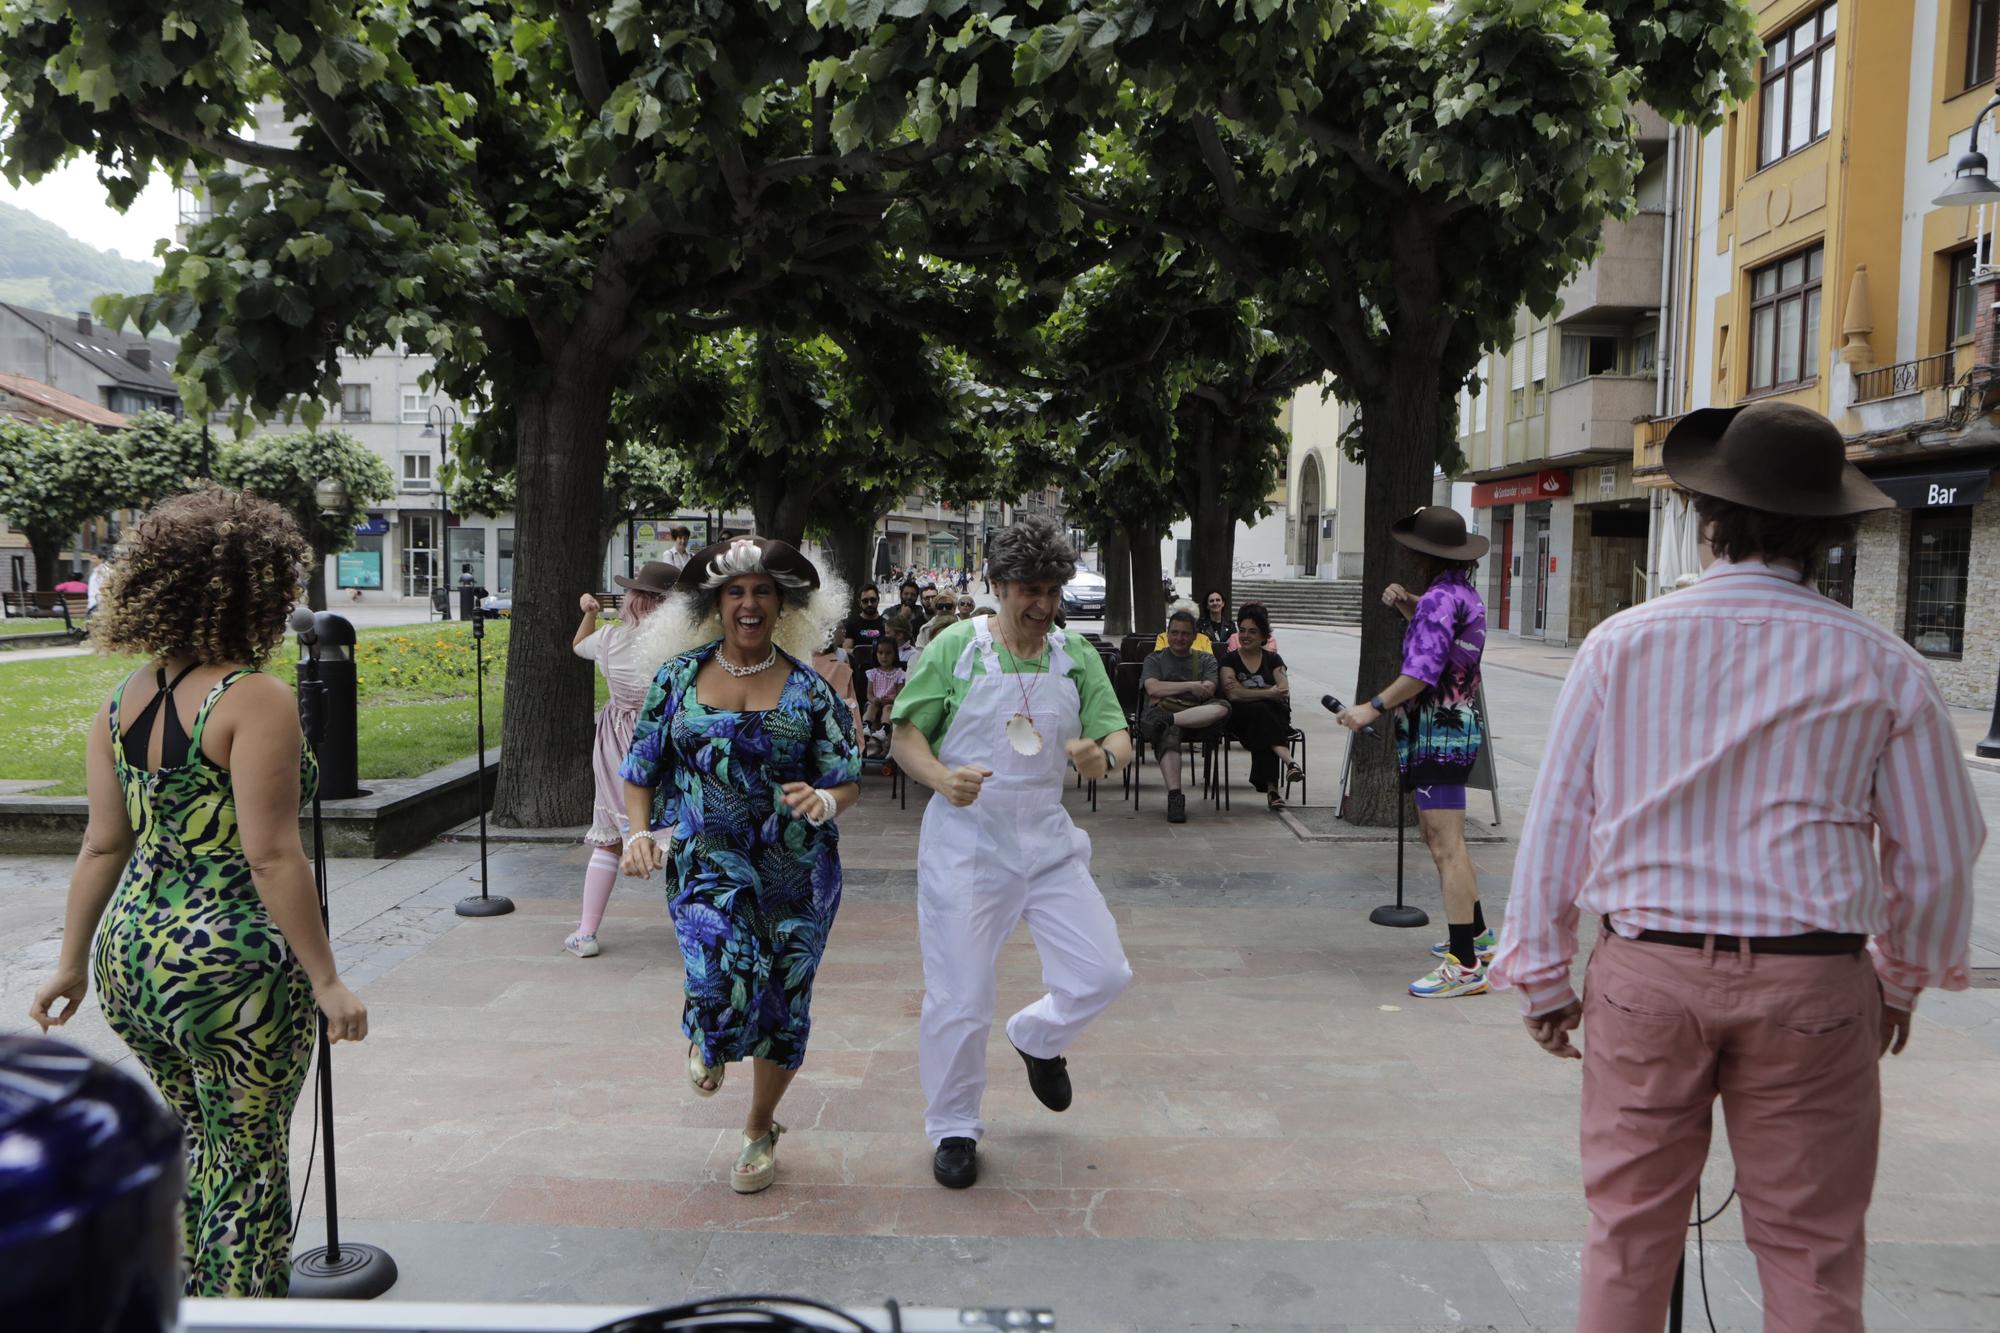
[217,427,394,609]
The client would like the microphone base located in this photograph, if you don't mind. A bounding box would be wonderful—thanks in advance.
[454,893,516,918]
[289,1242,398,1299]
[1369,904,1431,929]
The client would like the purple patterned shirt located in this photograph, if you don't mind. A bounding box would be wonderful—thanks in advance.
[1396,570,1487,785]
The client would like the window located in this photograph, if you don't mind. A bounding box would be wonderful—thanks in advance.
[340,383,371,422]
[1509,342,1527,420]
[1948,247,1982,345]
[1174,539,1193,578]
[1816,541,1855,607]
[1528,327,1549,414]
[400,389,432,424]
[1971,0,1998,89]
[1559,332,1623,384]
[1633,331,1658,374]
[1747,245,1824,393]
[1758,3,1837,169]
[1906,508,1972,657]
[400,453,433,490]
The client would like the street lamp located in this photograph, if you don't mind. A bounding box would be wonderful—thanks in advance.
[314,476,349,515]
[1937,93,2000,755]
[421,402,458,610]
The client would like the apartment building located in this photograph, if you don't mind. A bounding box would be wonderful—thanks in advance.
[1455,109,1672,643]
[1636,0,2000,707]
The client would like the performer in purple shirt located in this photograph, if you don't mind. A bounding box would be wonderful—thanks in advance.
[1338,506,1492,998]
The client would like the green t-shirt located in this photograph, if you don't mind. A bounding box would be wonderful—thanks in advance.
[891,618,1128,749]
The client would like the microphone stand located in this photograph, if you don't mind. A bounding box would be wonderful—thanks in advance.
[455,600,514,917]
[1327,695,1429,930]
[290,613,398,1298]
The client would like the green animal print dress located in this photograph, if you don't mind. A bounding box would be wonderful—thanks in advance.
[94,668,318,1297]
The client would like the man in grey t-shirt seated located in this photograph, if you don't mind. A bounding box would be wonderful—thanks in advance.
[1140,608,1231,824]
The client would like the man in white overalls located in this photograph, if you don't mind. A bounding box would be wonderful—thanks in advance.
[891,517,1134,1189]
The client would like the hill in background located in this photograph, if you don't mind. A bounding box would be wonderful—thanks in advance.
[0,200,161,316]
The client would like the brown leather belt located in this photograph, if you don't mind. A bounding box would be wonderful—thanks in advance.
[1632,928,1867,956]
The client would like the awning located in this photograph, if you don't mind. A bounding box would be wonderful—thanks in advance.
[1868,465,1993,510]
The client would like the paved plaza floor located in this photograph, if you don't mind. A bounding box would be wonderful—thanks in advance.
[6,627,2000,1329]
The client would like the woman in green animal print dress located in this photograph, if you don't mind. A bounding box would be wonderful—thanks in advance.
[29,488,370,1297]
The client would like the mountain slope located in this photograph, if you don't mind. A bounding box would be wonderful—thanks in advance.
[0,200,162,315]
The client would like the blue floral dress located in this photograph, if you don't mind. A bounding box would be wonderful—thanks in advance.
[620,642,862,1070]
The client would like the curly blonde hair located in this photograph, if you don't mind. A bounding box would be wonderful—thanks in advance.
[91,486,310,667]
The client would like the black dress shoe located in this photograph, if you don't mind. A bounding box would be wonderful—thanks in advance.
[933,1136,978,1189]
[1016,1045,1072,1112]
[1167,789,1187,824]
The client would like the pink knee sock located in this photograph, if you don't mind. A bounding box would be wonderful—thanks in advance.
[579,848,618,936]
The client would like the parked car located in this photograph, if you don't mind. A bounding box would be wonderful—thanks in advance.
[1062,567,1107,617]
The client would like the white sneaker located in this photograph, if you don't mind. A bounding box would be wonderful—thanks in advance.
[564,932,600,958]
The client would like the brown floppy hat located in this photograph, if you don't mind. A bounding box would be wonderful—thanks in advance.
[678,535,822,594]
[1390,506,1490,561]
[612,561,681,596]
[1661,401,1892,517]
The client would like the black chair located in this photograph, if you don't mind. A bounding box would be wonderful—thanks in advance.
[1119,633,1153,664]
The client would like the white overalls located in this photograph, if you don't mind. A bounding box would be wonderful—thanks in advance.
[917,617,1133,1145]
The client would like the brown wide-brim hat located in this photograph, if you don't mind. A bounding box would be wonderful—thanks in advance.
[1661,401,1892,517]
[1391,506,1490,561]
[612,560,681,597]
[678,535,822,595]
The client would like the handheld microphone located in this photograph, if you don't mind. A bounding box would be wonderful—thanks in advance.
[1321,694,1377,736]
[290,606,318,647]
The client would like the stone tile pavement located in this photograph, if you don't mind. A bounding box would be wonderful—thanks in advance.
[7,627,2000,1330]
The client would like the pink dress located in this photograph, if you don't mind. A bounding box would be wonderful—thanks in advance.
[574,623,657,846]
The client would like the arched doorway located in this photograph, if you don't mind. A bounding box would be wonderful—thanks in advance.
[1298,453,1322,577]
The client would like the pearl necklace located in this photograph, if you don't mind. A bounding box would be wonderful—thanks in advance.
[717,647,779,677]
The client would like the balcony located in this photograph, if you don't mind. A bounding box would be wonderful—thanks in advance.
[1555,211,1666,324]
[1632,412,1682,477]
[1546,374,1658,460]
[1847,350,1965,441]
[1852,351,1955,405]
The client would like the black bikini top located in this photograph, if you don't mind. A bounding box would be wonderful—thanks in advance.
[122,664,201,771]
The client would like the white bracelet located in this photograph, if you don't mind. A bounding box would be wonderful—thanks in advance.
[628,830,657,846]
[806,789,837,826]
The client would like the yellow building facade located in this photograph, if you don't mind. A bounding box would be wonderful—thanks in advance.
[1637,0,2000,707]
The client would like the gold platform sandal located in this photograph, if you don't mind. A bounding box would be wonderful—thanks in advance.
[688,1043,724,1097]
[731,1121,786,1194]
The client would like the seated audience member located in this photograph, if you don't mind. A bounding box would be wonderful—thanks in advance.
[1139,609,1230,825]
[1220,605,1304,810]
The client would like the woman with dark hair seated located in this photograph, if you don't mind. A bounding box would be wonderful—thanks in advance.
[1220,603,1304,810]
[29,486,369,1296]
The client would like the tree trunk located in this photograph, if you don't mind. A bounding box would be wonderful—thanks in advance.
[1181,411,1237,612]
[750,463,815,547]
[824,510,880,602]
[1101,528,1132,636]
[306,547,330,611]
[26,532,60,593]
[1127,521,1165,634]
[489,374,616,828]
[1342,376,1447,827]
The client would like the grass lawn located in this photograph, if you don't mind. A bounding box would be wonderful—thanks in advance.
[0,621,609,796]
[1,616,81,638]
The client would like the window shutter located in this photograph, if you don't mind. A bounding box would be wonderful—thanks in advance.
[1458,389,1471,436]
[1511,344,1527,390]
[1531,328,1550,383]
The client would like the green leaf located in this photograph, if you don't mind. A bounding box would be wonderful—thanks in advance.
[272,30,303,64]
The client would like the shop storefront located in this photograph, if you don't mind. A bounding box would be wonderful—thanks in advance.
[1471,469,1573,640]
[1846,459,2000,708]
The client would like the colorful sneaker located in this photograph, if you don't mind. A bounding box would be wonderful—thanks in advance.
[1410,955,1488,999]
[564,932,600,958]
[1430,929,1497,963]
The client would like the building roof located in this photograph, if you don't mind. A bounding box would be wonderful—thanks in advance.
[0,302,180,397]
[0,372,129,429]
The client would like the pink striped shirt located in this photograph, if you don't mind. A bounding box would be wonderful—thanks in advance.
[1489,559,1984,1016]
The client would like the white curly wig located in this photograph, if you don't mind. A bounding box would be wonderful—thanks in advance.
[632,541,849,670]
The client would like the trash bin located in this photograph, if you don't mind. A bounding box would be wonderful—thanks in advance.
[458,566,478,622]
[0,1034,184,1333]
[305,612,361,800]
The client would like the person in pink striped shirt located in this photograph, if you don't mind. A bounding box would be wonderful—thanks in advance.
[1489,400,1984,1331]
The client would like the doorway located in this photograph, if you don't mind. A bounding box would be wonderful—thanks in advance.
[1491,514,1514,632]
[1298,455,1322,577]
[403,513,439,598]
[1531,525,1552,637]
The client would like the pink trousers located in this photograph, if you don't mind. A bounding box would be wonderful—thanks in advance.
[1578,929,1882,1332]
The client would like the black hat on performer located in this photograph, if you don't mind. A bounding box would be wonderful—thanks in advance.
[612,561,681,597]
[1661,401,1892,517]
[679,535,822,599]
[1390,506,1490,561]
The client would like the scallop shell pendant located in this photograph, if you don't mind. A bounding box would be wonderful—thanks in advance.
[1006,712,1044,756]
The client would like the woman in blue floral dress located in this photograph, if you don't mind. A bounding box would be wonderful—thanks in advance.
[620,537,861,1194]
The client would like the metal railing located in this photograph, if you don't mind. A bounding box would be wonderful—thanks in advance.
[1853,351,1955,404]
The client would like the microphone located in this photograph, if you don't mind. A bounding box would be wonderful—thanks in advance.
[1321,694,1377,736]
[290,606,319,647]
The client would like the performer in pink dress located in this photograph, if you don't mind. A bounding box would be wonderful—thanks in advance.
[564,560,678,957]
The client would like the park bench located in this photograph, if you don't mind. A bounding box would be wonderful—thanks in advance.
[0,591,87,647]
